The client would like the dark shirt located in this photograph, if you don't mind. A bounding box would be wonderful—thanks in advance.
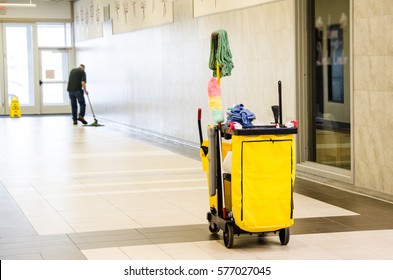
[67,67,86,92]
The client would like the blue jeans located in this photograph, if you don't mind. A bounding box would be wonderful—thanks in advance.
[69,90,86,121]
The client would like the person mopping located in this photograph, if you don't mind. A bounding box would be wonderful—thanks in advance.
[67,64,89,125]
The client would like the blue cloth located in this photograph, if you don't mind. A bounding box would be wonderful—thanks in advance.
[226,104,256,127]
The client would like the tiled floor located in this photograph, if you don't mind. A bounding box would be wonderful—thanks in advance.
[1,115,393,260]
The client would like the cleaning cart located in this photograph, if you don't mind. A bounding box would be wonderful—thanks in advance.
[198,88,297,249]
[201,29,296,248]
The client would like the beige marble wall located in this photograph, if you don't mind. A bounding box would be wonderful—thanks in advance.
[75,0,297,145]
[354,0,393,196]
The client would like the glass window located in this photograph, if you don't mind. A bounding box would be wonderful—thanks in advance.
[37,23,72,47]
[5,24,35,106]
[311,0,351,170]
[40,49,70,105]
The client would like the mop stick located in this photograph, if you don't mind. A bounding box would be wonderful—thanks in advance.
[86,94,96,122]
[216,61,221,86]
[216,61,226,219]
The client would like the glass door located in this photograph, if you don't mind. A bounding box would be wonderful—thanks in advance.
[1,22,72,116]
[296,0,352,181]
[39,49,71,114]
[311,0,351,170]
[3,23,38,114]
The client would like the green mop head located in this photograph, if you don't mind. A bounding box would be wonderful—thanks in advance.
[209,29,234,78]
[83,118,104,127]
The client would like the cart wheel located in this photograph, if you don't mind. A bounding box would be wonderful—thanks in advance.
[223,223,234,248]
[209,223,219,234]
[279,228,290,245]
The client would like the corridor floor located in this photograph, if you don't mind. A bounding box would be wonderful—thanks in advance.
[1,115,393,260]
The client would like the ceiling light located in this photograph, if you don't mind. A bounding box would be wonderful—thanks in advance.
[0,1,36,8]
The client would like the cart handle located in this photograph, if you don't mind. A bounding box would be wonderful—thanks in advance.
[197,108,203,146]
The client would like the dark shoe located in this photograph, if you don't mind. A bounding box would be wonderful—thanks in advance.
[77,116,88,125]
[73,121,78,125]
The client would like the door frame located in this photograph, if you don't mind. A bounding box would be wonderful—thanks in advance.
[1,22,74,116]
[38,47,72,114]
[295,0,354,184]
[1,23,40,115]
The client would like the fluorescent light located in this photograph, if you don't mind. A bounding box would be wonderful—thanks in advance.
[0,1,36,8]
[0,4,36,7]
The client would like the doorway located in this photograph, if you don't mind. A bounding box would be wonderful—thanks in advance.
[0,22,72,115]
[311,0,351,170]
[297,0,352,178]
[1,23,36,114]
[39,49,71,114]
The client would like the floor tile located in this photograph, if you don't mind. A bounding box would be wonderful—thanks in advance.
[120,244,172,260]
[81,247,129,260]
[1,116,393,260]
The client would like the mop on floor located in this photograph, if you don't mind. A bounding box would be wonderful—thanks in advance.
[83,94,104,127]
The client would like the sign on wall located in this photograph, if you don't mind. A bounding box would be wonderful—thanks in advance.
[193,0,284,17]
[74,0,104,42]
[110,0,174,35]
[73,0,281,39]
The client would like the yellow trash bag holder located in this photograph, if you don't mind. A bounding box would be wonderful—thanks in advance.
[201,124,297,248]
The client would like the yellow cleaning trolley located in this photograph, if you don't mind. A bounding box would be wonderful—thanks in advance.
[198,85,297,248]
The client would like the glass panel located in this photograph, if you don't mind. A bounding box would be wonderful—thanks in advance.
[312,0,351,170]
[5,25,34,106]
[41,49,69,105]
[42,83,67,104]
[37,23,72,47]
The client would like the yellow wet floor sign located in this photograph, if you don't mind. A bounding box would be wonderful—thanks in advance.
[10,96,21,118]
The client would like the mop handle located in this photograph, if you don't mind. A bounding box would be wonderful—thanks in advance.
[86,94,95,117]
[278,81,282,126]
[216,62,220,86]
[217,123,226,219]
